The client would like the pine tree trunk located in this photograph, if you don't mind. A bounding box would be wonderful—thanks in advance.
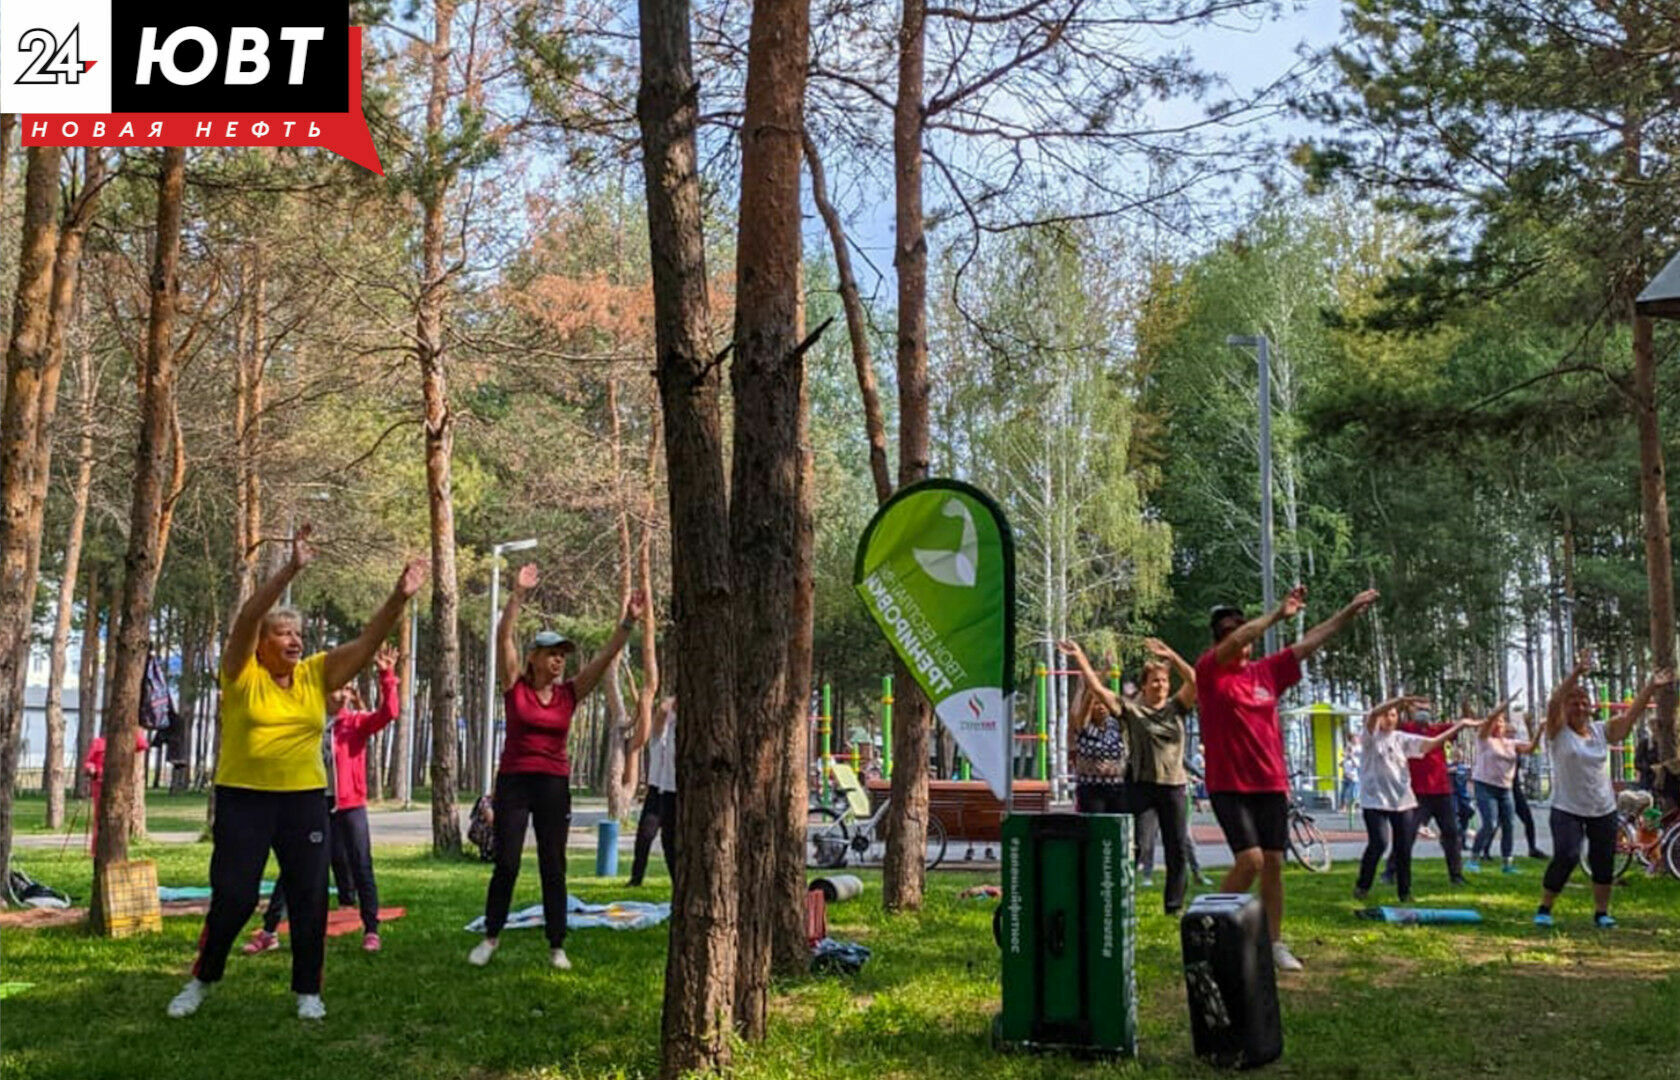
[38,152,103,829]
[0,146,64,901]
[772,435,815,977]
[638,0,740,1065]
[883,0,931,912]
[421,0,463,854]
[75,565,101,799]
[729,0,812,1030]
[90,146,185,930]
[396,607,414,805]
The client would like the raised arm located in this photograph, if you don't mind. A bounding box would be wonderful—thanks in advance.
[1145,637,1196,709]
[1415,718,1478,755]
[1545,651,1592,741]
[624,696,674,786]
[322,558,428,693]
[221,525,313,681]
[573,590,646,701]
[1608,668,1672,744]
[1056,639,1122,716]
[1213,586,1304,666]
[1290,587,1380,663]
[498,564,538,694]
[366,644,402,728]
[1365,693,1425,733]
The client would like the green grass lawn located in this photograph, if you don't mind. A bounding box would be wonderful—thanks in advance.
[3,840,1677,1080]
[9,792,210,837]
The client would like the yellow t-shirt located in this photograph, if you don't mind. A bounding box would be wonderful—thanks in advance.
[215,653,329,791]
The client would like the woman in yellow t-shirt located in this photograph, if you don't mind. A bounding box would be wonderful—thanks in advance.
[167,526,426,1022]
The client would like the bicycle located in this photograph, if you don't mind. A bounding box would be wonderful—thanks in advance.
[1285,772,1332,873]
[805,762,948,870]
[1587,791,1680,881]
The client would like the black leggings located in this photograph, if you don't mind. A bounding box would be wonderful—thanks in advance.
[627,786,677,886]
[194,786,329,994]
[483,772,572,948]
[1075,783,1127,814]
[1513,775,1539,852]
[1359,808,1418,897]
[1128,782,1189,913]
[1543,808,1618,893]
[1404,792,1464,878]
[263,805,380,934]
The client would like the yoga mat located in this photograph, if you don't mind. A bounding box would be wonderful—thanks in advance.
[463,895,671,934]
[159,881,274,902]
[278,906,406,937]
[1356,906,1482,925]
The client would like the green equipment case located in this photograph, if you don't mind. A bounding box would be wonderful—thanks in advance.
[995,812,1137,1057]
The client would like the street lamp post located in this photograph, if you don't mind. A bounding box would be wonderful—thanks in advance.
[1227,334,1277,657]
[483,538,538,794]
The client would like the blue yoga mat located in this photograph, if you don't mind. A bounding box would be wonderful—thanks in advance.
[1357,906,1482,925]
[159,880,274,902]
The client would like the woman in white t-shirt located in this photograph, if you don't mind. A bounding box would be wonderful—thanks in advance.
[1354,694,1478,903]
[626,695,678,887]
[1466,695,1533,873]
[1536,653,1669,929]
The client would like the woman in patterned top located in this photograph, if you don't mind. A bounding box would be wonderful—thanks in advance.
[1062,644,1128,814]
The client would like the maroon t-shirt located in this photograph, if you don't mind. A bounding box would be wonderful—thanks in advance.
[498,677,576,777]
[1400,720,1453,796]
[1194,647,1302,794]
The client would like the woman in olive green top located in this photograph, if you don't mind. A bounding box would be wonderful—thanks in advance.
[1060,637,1197,914]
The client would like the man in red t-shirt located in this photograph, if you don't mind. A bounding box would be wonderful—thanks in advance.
[1196,583,1379,972]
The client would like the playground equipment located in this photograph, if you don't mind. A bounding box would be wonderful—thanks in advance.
[995,812,1137,1058]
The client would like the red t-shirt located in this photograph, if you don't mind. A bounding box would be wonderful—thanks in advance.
[1399,720,1453,795]
[498,677,576,777]
[331,668,400,810]
[1194,647,1302,793]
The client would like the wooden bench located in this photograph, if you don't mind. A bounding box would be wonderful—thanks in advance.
[864,778,1051,842]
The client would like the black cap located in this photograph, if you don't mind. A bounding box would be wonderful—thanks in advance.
[1209,605,1245,638]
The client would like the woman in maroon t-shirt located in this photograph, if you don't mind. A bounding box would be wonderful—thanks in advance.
[468,563,645,971]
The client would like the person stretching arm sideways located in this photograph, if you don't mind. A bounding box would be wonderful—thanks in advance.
[1196,585,1379,972]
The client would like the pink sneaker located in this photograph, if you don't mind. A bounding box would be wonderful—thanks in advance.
[362,932,382,953]
[242,929,280,955]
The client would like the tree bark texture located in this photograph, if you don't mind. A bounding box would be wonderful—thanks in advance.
[37,151,103,828]
[91,146,185,930]
[0,145,63,901]
[728,0,812,1034]
[422,0,463,854]
[883,0,932,912]
[75,565,101,799]
[638,0,740,1067]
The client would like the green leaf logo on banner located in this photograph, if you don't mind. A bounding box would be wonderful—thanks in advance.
[854,479,1016,799]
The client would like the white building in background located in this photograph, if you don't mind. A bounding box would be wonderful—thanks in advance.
[16,639,96,783]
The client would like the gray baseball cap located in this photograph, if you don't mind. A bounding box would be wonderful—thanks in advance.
[531,630,573,651]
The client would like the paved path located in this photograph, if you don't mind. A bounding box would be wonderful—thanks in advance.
[20,801,1560,873]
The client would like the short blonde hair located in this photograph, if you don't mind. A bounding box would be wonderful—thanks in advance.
[260,608,303,635]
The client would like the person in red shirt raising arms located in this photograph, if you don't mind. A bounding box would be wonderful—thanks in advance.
[1197,584,1378,973]
[468,563,645,972]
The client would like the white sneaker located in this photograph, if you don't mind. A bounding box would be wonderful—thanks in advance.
[297,994,326,1020]
[1271,941,1304,973]
[166,978,212,1018]
[550,948,572,971]
[468,938,499,967]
